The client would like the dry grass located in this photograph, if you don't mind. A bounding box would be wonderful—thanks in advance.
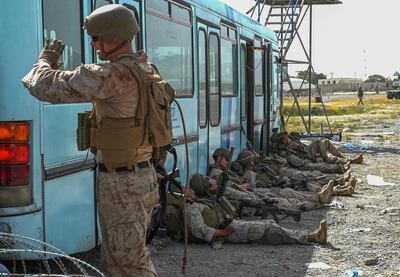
[283,94,400,133]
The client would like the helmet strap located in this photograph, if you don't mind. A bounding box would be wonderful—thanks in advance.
[100,40,130,59]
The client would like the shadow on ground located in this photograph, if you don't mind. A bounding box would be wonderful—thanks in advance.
[152,208,329,277]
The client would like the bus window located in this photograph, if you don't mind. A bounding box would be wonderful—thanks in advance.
[240,44,247,119]
[254,38,263,96]
[146,5,193,97]
[171,4,190,22]
[198,29,207,128]
[209,33,220,126]
[220,25,237,97]
[147,0,168,14]
[43,0,83,71]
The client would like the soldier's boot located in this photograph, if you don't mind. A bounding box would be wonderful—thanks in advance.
[335,176,356,190]
[343,170,351,182]
[319,181,334,204]
[332,186,353,196]
[343,161,351,171]
[307,219,327,244]
[346,176,357,190]
[334,176,346,186]
[350,154,363,164]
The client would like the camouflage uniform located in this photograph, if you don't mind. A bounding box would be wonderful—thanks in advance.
[283,152,344,174]
[304,140,347,164]
[22,52,159,276]
[279,167,345,192]
[185,202,307,245]
[242,169,322,211]
[210,163,322,211]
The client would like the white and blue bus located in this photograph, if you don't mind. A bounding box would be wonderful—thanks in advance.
[0,0,282,256]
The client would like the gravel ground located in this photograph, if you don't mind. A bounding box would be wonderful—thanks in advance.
[70,123,400,277]
[150,132,400,277]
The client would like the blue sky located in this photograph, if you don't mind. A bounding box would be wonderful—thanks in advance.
[220,0,400,79]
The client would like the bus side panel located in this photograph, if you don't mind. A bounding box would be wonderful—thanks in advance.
[0,1,40,119]
[221,97,241,159]
[42,104,96,253]
[170,100,198,182]
[0,0,44,243]
[0,213,43,259]
[43,104,92,165]
[221,131,240,158]
[44,171,95,253]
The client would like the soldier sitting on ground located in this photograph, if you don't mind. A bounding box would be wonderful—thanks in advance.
[271,131,349,174]
[289,131,363,165]
[162,176,328,248]
[209,148,334,212]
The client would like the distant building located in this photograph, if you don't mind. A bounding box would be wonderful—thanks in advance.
[318,77,363,85]
[283,78,315,91]
[318,77,365,94]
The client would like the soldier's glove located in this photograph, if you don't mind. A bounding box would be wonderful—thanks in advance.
[38,39,65,69]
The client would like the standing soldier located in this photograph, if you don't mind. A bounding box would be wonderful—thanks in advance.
[22,4,159,276]
[357,86,365,106]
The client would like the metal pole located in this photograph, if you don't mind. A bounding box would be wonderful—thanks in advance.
[308,4,312,133]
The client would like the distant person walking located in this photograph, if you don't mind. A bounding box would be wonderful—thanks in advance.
[357,86,365,106]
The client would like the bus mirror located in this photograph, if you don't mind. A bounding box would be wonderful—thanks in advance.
[94,0,113,10]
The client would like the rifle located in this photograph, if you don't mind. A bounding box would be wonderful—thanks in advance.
[216,169,230,203]
[215,147,235,203]
[237,198,301,223]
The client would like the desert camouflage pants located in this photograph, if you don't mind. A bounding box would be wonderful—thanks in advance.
[255,187,321,211]
[286,154,343,174]
[224,186,321,211]
[309,140,347,164]
[280,167,337,192]
[97,164,159,277]
[227,219,307,245]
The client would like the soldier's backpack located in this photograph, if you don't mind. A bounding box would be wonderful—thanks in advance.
[118,56,175,149]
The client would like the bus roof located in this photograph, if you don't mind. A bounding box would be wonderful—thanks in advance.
[189,0,278,44]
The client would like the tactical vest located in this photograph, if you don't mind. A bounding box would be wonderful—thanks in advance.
[77,56,175,170]
[195,198,237,229]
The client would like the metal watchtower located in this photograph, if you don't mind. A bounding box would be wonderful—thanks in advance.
[248,0,341,134]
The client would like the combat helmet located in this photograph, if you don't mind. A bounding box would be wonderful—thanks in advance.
[277,131,289,141]
[289,131,301,140]
[212,148,231,161]
[270,132,279,143]
[83,4,139,43]
[189,173,208,197]
[236,150,255,166]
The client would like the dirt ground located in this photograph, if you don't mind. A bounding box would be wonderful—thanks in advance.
[148,129,400,277]
[70,120,400,277]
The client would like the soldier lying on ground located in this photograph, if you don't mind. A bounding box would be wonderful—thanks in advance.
[289,131,363,165]
[280,167,356,197]
[208,148,334,212]
[271,131,349,174]
[236,150,350,205]
[236,150,356,196]
[162,180,328,248]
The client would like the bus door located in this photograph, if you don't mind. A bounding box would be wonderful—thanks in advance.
[263,42,273,153]
[197,23,221,173]
[41,0,96,254]
[251,38,265,152]
[239,39,249,150]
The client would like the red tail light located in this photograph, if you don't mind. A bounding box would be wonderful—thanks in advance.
[0,122,29,142]
[0,122,30,196]
[0,144,29,164]
[0,165,29,186]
